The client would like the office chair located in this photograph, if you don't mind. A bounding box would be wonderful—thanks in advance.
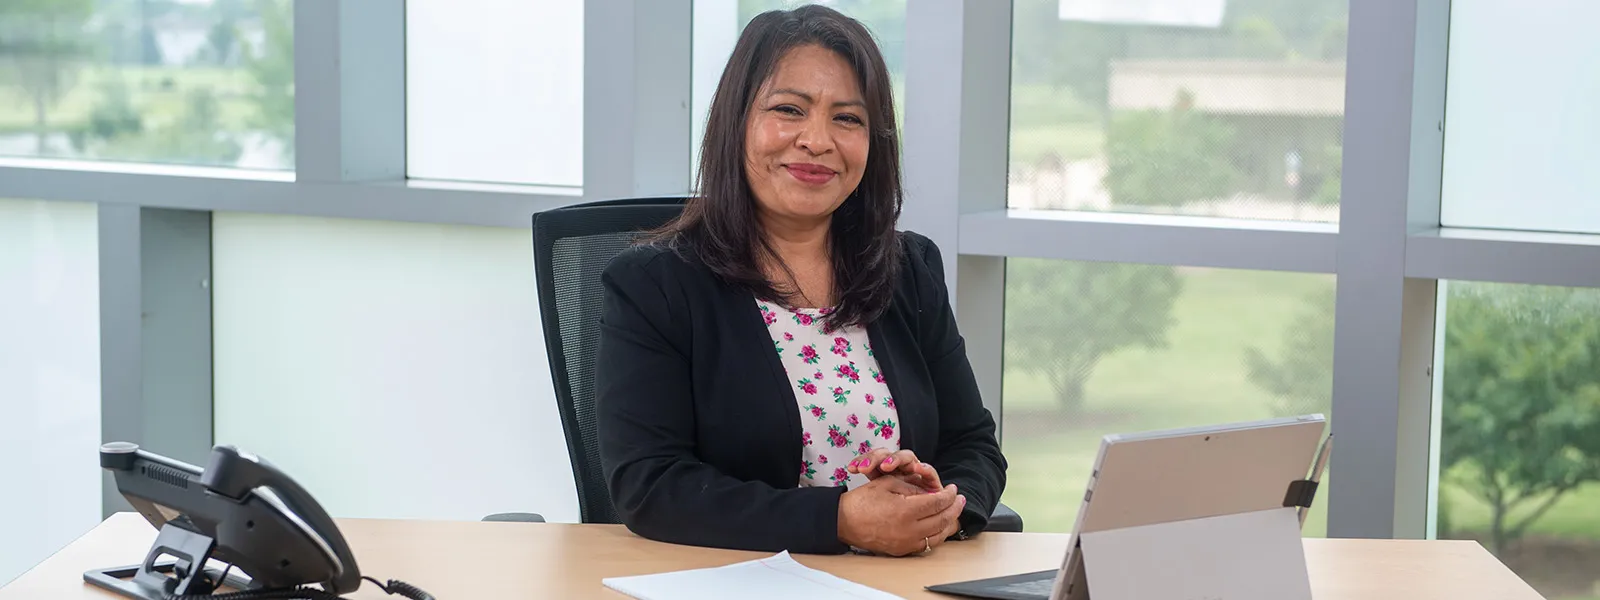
[485,196,1023,533]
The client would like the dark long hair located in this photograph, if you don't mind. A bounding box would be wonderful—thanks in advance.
[653,4,903,331]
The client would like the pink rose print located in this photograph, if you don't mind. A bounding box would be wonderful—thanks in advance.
[847,414,860,427]
[819,307,835,315]
[884,396,896,409]
[831,467,850,486]
[831,337,853,357]
[794,313,815,327]
[818,453,829,464]
[831,386,851,404]
[858,440,873,455]
[834,361,861,383]
[797,378,818,395]
[760,304,776,326]
[869,415,897,440]
[798,345,820,364]
[866,343,874,357]
[802,431,813,446]
[864,393,875,405]
[827,424,851,448]
[783,332,794,341]
[802,460,817,479]
[805,404,826,421]
[814,370,824,380]
[871,368,885,384]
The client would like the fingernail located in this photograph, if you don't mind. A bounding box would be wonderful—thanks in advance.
[883,457,895,466]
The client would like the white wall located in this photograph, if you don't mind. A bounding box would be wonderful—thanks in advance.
[1440,0,1600,234]
[211,213,577,523]
[0,199,101,586]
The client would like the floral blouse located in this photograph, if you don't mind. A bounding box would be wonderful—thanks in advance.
[758,299,901,489]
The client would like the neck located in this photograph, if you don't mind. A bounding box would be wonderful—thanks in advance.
[759,212,831,264]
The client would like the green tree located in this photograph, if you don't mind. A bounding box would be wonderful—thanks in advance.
[1245,290,1335,416]
[1440,283,1600,555]
[0,0,95,153]
[1005,259,1182,415]
[245,0,293,160]
[1102,98,1241,209]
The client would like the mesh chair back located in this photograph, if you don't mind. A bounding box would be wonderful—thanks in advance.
[532,197,686,524]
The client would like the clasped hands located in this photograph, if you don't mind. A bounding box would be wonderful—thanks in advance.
[836,448,966,557]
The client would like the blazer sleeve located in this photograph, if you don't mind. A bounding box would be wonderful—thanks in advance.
[907,233,1008,536]
[595,248,851,554]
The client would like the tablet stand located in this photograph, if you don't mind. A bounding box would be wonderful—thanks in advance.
[84,522,254,600]
[1066,480,1320,600]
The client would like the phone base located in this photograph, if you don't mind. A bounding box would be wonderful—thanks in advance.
[83,522,253,600]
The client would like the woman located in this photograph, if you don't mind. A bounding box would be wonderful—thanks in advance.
[596,5,1006,557]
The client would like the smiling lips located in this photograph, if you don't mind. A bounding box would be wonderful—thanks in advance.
[785,163,837,185]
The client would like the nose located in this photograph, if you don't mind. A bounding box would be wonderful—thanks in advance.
[794,113,834,156]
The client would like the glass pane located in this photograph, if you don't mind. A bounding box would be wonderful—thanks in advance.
[1436,281,1600,600]
[0,0,294,169]
[691,0,906,182]
[1001,260,1334,535]
[1439,3,1600,234]
[0,198,100,586]
[211,213,577,522]
[406,0,583,187]
[1008,0,1347,222]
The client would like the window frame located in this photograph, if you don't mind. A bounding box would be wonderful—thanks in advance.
[0,0,1596,541]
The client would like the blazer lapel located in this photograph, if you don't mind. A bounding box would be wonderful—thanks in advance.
[866,322,924,456]
[731,288,805,466]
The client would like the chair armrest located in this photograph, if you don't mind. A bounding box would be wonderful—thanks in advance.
[482,512,546,523]
[984,502,1024,533]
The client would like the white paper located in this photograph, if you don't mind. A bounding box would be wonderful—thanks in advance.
[1078,507,1312,600]
[601,551,904,600]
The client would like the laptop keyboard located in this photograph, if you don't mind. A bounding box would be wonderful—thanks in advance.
[995,578,1055,596]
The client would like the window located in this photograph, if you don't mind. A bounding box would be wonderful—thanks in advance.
[691,0,905,181]
[406,0,583,187]
[1439,2,1600,235]
[0,0,294,170]
[1001,260,1334,535]
[0,198,100,586]
[1008,0,1347,222]
[1435,281,1600,600]
[211,213,577,522]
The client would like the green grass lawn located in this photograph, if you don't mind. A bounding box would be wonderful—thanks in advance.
[1440,472,1600,540]
[998,266,1334,536]
[0,65,263,133]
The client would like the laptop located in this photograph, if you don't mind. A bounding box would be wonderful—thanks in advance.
[927,414,1332,600]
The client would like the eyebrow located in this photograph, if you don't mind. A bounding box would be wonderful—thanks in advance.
[767,88,866,110]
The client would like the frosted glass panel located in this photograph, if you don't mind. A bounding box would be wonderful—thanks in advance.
[212,214,576,523]
[1440,1,1600,234]
[0,199,100,586]
[405,0,583,186]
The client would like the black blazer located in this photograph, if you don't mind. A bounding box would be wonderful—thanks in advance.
[595,231,1006,554]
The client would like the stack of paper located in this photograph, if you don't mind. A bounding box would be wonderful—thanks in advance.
[601,551,903,600]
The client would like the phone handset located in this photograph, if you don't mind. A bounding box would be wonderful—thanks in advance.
[200,446,361,595]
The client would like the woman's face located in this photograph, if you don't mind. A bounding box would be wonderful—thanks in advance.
[744,44,870,228]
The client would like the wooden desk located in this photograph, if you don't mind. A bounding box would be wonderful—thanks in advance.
[2,513,1543,599]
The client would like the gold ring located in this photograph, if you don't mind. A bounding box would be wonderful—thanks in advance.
[923,536,931,553]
